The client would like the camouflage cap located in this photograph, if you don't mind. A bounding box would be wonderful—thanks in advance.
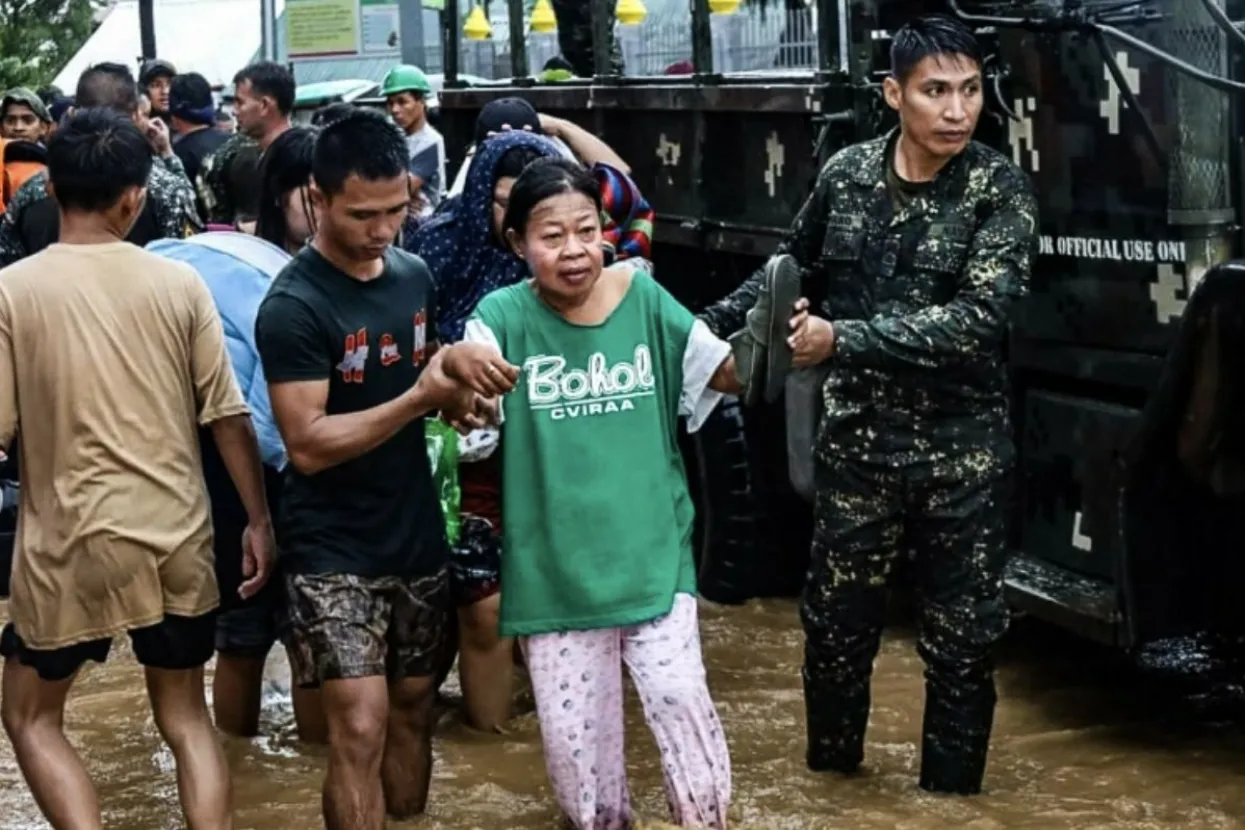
[1,88,52,123]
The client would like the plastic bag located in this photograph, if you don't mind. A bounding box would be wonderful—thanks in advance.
[426,419,462,546]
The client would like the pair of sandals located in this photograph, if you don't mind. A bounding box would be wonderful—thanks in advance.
[728,253,803,407]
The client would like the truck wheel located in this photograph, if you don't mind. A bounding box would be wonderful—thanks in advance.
[681,397,767,605]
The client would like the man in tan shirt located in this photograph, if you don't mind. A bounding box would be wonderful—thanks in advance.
[0,109,275,830]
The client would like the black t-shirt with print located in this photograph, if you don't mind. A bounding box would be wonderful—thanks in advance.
[255,245,446,578]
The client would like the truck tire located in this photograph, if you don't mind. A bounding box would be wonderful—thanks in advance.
[681,397,767,604]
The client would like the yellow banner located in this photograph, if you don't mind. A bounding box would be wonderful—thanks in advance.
[286,0,360,58]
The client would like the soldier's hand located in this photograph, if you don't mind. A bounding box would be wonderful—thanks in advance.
[441,342,520,397]
[788,297,836,367]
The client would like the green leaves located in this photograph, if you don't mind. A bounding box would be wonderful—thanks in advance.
[0,0,102,90]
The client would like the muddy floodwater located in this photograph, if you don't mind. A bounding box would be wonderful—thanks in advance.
[4,598,1245,829]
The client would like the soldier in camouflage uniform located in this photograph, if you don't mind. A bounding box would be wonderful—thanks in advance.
[197,132,262,227]
[0,63,200,266]
[550,0,625,76]
[700,16,1038,794]
[198,62,294,228]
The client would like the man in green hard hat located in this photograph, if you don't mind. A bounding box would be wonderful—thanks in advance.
[382,64,445,218]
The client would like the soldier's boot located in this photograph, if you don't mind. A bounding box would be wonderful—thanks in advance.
[727,254,802,407]
[917,675,997,795]
[802,659,871,774]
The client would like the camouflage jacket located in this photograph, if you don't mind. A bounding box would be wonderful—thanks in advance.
[197,132,262,226]
[0,154,201,267]
[701,130,1038,461]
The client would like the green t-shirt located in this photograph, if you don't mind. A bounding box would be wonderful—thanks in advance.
[469,270,706,636]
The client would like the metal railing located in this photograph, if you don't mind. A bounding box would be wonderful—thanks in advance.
[451,7,820,79]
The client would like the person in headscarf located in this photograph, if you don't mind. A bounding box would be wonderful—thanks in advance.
[405,129,563,732]
[446,97,629,199]
[410,130,563,343]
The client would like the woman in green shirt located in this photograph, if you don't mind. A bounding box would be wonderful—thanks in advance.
[462,157,754,828]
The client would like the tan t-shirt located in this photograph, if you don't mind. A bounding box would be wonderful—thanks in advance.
[0,241,249,649]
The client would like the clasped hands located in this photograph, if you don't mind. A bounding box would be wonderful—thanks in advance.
[419,343,521,434]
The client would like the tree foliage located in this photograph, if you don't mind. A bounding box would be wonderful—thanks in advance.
[0,0,101,91]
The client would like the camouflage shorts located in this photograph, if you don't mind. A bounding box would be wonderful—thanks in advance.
[283,568,451,688]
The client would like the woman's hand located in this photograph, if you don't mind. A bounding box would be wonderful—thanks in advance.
[441,343,520,397]
[787,298,836,368]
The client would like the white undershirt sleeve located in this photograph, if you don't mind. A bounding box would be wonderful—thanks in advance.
[679,319,731,434]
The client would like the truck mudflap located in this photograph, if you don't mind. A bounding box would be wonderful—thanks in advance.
[1120,260,1245,646]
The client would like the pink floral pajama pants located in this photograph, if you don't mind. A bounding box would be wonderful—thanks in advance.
[522,593,732,829]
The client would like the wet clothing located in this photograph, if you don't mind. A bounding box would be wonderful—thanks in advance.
[803,449,1011,791]
[283,567,452,687]
[550,0,624,76]
[405,122,446,215]
[701,130,1038,793]
[523,593,730,829]
[466,267,729,636]
[1,612,217,682]
[197,132,263,226]
[0,156,201,265]
[173,126,229,219]
[0,242,247,651]
[254,246,447,579]
[407,130,564,344]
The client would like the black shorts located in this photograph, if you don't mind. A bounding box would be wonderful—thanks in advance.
[201,429,287,659]
[215,582,283,660]
[0,613,217,682]
[201,429,285,612]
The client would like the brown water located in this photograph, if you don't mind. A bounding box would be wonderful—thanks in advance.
[3,599,1245,830]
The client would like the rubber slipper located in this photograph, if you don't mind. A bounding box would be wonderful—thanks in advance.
[728,327,765,407]
[762,253,802,403]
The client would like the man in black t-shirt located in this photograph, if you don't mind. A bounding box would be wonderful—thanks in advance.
[255,110,517,826]
[168,73,227,219]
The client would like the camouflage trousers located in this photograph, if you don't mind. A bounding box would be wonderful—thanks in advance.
[800,446,1012,794]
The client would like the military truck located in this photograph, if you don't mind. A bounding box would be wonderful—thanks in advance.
[432,0,1240,651]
